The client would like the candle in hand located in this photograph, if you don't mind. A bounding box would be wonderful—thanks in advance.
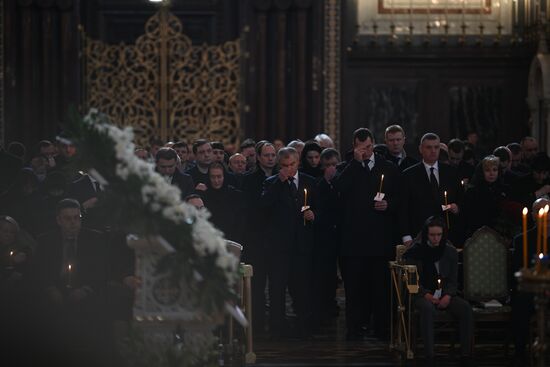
[67,263,73,288]
[304,188,308,206]
[522,208,529,268]
[379,174,385,193]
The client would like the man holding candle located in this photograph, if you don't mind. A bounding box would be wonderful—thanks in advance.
[511,197,550,365]
[400,133,463,247]
[34,198,109,362]
[333,128,401,341]
[260,147,317,339]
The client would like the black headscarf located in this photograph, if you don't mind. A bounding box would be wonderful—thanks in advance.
[300,141,323,178]
[404,216,447,292]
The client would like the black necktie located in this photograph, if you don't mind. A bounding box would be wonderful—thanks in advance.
[288,176,298,198]
[429,167,439,195]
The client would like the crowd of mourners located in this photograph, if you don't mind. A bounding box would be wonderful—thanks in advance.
[0,125,548,367]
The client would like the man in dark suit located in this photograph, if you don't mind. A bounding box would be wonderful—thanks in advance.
[384,124,418,172]
[400,133,463,247]
[240,141,277,335]
[260,147,316,339]
[33,198,109,366]
[155,147,195,199]
[334,128,401,340]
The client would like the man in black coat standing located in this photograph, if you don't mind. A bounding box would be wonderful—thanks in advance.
[155,147,195,199]
[240,141,277,335]
[400,133,463,247]
[260,147,317,339]
[384,124,418,172]
[333,128,401,340]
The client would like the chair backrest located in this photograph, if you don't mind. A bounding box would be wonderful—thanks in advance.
[463,226,510,302]
[225,240,243,260]
[396,244,407,263]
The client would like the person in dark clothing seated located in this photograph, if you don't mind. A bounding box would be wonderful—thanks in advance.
[155,147,195,199]
[201,162,245,243]
[33,198,109,367]
[462,155,518,239]
[300,141,323,178]
[403,216,475,367]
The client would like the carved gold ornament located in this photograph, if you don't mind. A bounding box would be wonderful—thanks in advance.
[83,8,241,148]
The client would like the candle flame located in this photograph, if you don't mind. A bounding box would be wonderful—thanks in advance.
[304,188,307,194]
[539,208,545,217]
[444,191,447,197]
[461,180,464,186]
[9,251,14,257]
[539,253,544,260]
[381,174,384,180]
[68,264,72,271]
[523,207,528,216]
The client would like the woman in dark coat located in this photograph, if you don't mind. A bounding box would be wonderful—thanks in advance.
[462,155,518,239]
[201,162,245,243]
[299,141,323,178]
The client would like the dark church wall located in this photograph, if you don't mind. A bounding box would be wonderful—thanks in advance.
[340,1,533,155]
[4,0,80,149]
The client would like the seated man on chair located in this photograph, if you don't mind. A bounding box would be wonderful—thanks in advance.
[403,216,475,367]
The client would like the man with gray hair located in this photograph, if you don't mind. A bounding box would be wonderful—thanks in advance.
[314,133,334,149]
[260,147,317,339]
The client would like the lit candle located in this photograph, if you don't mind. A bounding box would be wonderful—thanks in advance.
[537,208,544,257]
[67,263,73,288]
[437,278,442,289]
[444,191,450,229]
[522,208,529,268]
[304,188,308,226]
[545,204,549,254]
[379,174,385,193]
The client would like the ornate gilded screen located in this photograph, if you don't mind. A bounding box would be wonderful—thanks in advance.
[82,8,241,147]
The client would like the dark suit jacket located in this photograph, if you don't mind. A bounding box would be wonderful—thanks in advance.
[34,228,108,293]
[385,152,418,172]
[240,168,271,253]
[400,162,462,240]
[170,169,195,199]
[260,172,317,254]
[333,154,402,257]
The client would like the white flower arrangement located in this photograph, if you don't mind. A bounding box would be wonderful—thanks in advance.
[82,108,238,285]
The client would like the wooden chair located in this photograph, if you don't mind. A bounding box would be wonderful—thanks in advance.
[462,226,512,354]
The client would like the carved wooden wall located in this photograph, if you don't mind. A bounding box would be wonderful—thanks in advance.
[4,0,80,147]
[341,1,532,155]
[241,0,325,143]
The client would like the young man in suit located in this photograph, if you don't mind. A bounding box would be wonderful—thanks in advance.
[333,128,401,341]
[400,133,463,247]
[260,147,316,339]
[155,147,195,199]
[384,124,418,172]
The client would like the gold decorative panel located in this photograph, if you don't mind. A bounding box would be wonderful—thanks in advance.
[83,8,241,148]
